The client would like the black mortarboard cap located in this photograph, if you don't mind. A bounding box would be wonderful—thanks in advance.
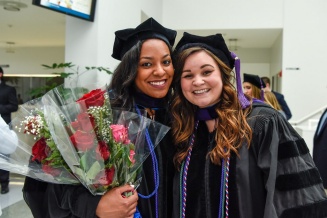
[243,73,266,89]
[112,17,177,60]
[174,32,234,68]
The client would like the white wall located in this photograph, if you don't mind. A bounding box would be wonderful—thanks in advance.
[235,48,271,78]
[162,0,284,29]
[269,32,283,91]
[270,32,283,80]
[0,46,64,75]
[283,0,327,121]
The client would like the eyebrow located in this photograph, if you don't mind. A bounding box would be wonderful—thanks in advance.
[140,54,171,60]
[182,64,214,73]
[201,64,214,68]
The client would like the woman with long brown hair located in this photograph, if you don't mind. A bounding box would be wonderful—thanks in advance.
[170,32,327,218]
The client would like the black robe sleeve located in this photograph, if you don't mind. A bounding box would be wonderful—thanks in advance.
[239,104,327,218]
[46,184,101,218]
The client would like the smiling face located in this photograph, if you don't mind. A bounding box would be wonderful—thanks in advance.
[181,50,223,108]
[135,39,174,98]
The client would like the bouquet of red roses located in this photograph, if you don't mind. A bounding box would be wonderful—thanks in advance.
[0,98,79,184]
[42,82,169,195]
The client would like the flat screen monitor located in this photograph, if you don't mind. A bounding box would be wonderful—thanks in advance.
[32,0,97,22]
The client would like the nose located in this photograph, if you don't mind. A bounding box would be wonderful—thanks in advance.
[193,76,205,86]
[153,64,165,76]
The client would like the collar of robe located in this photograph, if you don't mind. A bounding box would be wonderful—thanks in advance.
[133,91,165,109]
[195,104,219,121]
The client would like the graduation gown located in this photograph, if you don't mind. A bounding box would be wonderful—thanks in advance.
[313,109,327,188]
[172,102,327,218]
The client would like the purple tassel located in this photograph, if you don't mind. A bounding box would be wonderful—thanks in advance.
[230,52,251,109]
[259,77,265,101]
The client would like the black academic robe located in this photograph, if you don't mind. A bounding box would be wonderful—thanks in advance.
[136,108,175,218]
[0,82,18,124]
[172,102,327,218]
[313,109,327,188]
[272,91,292,120]
[23,106,174,218]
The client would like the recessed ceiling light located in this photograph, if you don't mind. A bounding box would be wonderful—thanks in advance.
[0,1,28,11]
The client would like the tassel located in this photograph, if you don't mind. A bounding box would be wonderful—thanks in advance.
[230,52,250,109]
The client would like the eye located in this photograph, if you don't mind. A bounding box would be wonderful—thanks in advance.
[141,62,152,67]
[203,70,212,76]
[182,73,192,79]
[163,59,171,66]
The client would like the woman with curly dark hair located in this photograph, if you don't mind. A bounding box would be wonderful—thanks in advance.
[23,17,177,218]
[170,32,327,218]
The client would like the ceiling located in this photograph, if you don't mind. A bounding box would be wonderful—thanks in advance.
[0,0,282,51]
[0,0,66,49]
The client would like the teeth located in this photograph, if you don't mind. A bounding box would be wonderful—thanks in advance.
[194,89,208,94]
[150,81,165,86]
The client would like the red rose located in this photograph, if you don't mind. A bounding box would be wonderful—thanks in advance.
[95,141,110,161]
[31,137,48,162]
[77,112,95,132]
[95,167,115,186]
[110,124,130,144]
[77,89,106,111]
[71,120,80,131]
[70,130,95,151]
[42,163,61,177]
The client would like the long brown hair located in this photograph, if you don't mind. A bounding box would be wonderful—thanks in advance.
[171,47,252,169]
[246,83,261,99]
[264,91,282,110]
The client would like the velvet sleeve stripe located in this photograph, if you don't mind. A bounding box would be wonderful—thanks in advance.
[275,168,322,191]
[278,138,309,160]
[280,199,327,218]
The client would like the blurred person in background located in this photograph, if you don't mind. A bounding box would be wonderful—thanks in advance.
[261,76,292,120]
[243,73,265,100]
[264,90,287,119]
[313,108,327,194]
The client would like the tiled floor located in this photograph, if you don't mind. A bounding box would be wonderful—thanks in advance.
[0,174,33,218]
